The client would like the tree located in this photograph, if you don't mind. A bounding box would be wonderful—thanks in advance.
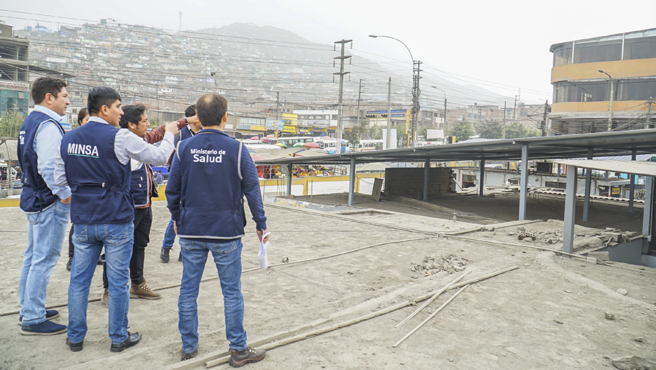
[0,111,25,138]
[447,121,475,142]
[477,120,503,139]
[149,117,159,128]
[505,122,539,139]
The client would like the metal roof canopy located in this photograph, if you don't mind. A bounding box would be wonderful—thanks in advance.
[555,159,656,176]
[255,129,656,166]
[558,159,654,258]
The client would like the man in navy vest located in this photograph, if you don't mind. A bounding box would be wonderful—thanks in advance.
[54,87,178,353]
[166,94,269,365]
[99,104,197,303]
[161,104,201,263]
[16,77,71,336]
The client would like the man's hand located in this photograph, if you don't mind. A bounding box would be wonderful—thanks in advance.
[257,229,269,243]
[61,196,71,204]
[174,221,178,234]
[165,121,180,136]
[187,115,200,125]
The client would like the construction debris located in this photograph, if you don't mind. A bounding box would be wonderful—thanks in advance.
[410,255,469,276]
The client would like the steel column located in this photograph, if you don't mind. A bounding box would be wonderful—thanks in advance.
[423,159,430,201]
[563,166,578,254]
[629,148,637,213]
[582,148,593,222]
[519,145,529,220]
[479,159,485,197]
[348,157,356,206]
[643,176,653,238]
[287,164,293,196]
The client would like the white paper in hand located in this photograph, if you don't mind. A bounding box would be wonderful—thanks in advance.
[258,232,270,270]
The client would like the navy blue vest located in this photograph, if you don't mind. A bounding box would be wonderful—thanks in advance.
[179,126,196,142]
[130,162,150,207]
[60,121,133,224]
[173,130,246,239]
[17,111,65,213]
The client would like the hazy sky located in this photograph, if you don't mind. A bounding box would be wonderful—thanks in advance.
[2,0,655,104]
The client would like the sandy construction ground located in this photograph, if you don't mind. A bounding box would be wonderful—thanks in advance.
[1,199,655,370]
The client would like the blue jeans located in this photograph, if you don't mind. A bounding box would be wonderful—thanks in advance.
[178,238,247,353]
[163,219,176,249]
[67,222,134,344]
[19,201,70,326]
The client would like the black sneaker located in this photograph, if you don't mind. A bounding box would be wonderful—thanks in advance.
[98,254,105,265]
[110,332,142,352]
[160,248,170,263]
[229,347,266,367]
[66,259,72,272]
[66,338,84,352]
[178,252,182,262]
[181,349,198,361]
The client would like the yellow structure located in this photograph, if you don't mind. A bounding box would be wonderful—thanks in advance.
[282,112,298,134]
[550,28,656,134]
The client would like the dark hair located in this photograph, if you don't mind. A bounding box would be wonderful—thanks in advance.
[31,77,67,104]
[196,94,227,127]
[77,108,88,124]
[87,87,121,115]
[184,104,196,118]
[119,104,147,129]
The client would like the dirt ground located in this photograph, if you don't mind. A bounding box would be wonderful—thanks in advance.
[1,195,655,370]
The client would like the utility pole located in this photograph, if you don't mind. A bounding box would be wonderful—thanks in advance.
[502,101,507,139]
[647,96,653,129]
[513,92,520,123]
[276,91,280,121]
[443,98,447,134]
[333,39,352,155]
[179,11,182,32]
[411,60,422,147]
[356,79,364,128]
[386,77,392,150]
[541,99,549,136]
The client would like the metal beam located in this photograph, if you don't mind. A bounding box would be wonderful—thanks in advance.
[287,164,293,197]
[348,157,356,206]
[643,176,653,238]
[563,165,578,254]
[582,148,593,222]
[519,145,529,220]
[479,159,485,197]
[629,148,637,213]
[423,159,430,201]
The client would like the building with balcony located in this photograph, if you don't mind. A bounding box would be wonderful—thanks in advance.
[0,23,30,117]
[550,28,656,134]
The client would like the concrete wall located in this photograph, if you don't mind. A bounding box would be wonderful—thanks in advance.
[384,167,453,199]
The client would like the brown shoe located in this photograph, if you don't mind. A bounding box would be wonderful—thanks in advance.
[229,347,265,368]
[181,349,198,361]
[129,280,161,300]
[101,289,109,306]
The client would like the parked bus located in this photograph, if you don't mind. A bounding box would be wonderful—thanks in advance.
[355,140,383,152]
[315,138,350,154]
[263,136,314,148]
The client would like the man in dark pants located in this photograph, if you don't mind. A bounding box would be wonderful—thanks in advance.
[167,93,269,366]
[161,104,201,263]
[99,104,198,303]
[55,87,178,353]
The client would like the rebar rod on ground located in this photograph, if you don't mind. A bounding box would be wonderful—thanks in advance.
[393,284,469,348]
[202,266,518,368]
[395,270,470,328]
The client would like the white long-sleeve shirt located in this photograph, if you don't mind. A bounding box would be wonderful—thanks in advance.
[54,116,174,187]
